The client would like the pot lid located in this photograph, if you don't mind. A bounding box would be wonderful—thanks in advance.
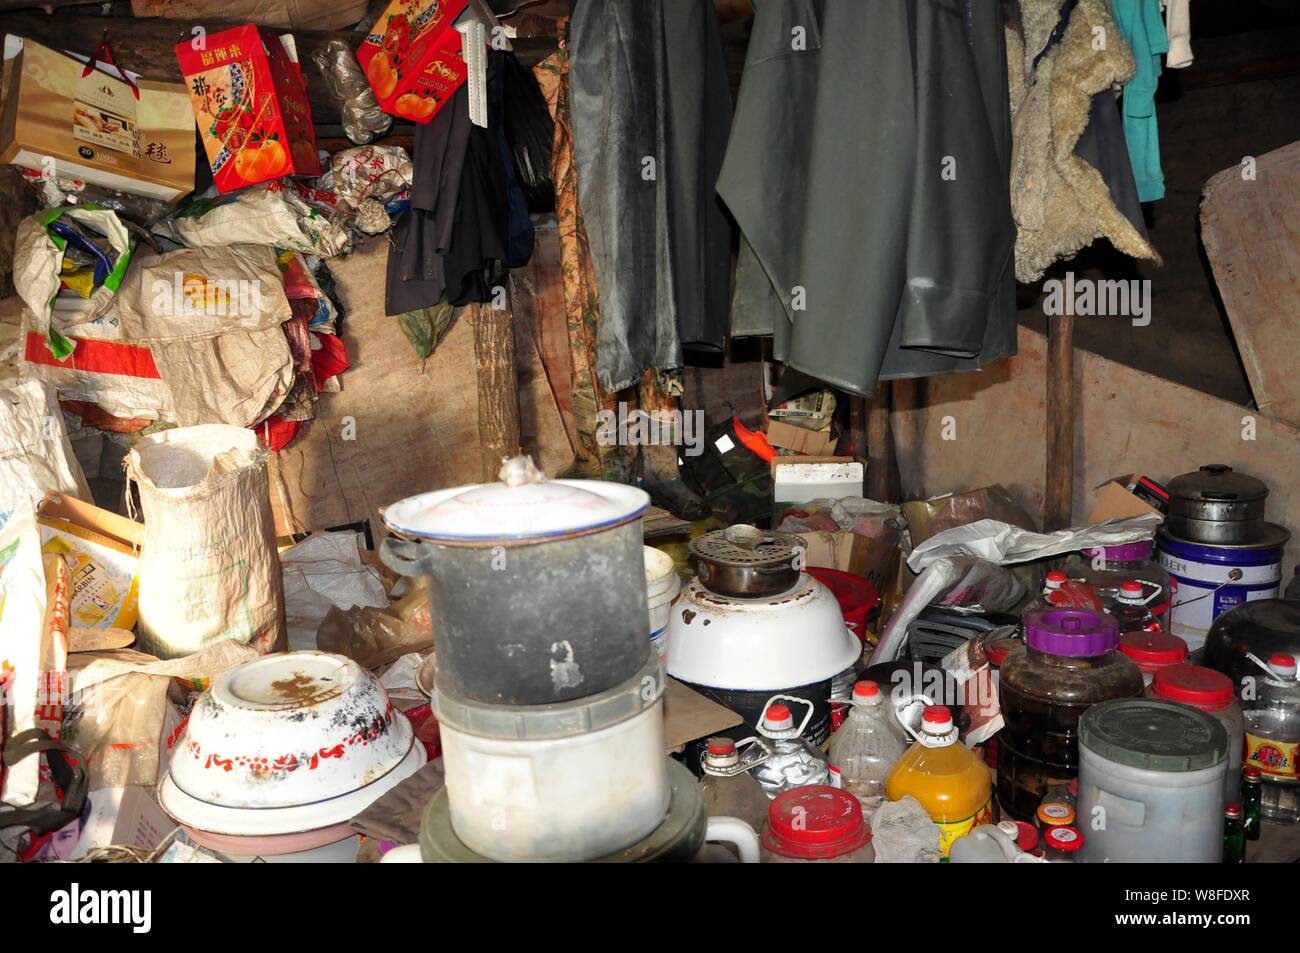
[383,456,649,542]
[1023,608,1119,657]
[1167,465,1269,505]
[761,786,870,860]
[1151,664,1234,710]
[1079,699,1228,772]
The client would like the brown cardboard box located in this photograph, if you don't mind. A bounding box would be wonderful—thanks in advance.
[0,36,196,200]
[1088,474,1160,523]
[766,419,836,456]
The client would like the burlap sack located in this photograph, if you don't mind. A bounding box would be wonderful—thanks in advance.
[126,425,286,660]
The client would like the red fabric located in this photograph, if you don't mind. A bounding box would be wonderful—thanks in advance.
[310,332,350,389]
[23,331,160,378]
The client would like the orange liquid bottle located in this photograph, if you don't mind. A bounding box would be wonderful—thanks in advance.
[885,706,994,859]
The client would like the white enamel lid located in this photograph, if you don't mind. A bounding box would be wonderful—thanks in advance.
[383,456,650,543]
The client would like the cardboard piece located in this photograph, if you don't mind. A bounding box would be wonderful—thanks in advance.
[767,419,836,456]
[36,491,142,630]
[773,458,864,505]
[357,0,471,123]
[1088,474,1161,524]
[175,25,322,194]
[0,36,196,201]
[662,677,742,750]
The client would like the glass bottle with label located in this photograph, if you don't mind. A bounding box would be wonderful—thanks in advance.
[699,736,772,834]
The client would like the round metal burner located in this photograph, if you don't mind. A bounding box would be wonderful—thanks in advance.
[690,525,803,598]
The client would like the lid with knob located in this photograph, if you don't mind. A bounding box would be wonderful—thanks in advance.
[1023,608,1119,657]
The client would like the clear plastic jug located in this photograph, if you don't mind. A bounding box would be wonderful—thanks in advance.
[828,680,907,812]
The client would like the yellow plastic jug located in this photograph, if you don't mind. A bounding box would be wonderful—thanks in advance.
[885,705,993,858]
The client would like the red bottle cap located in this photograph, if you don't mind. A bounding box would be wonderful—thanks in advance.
[852,680,881,700]
[922,705,953,732]
[1046,826,1083,851]
[763,703,793,731]
[705,737,736,756]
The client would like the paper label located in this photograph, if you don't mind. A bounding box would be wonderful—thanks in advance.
[1245,731,1300,780]
[73,66,139,156]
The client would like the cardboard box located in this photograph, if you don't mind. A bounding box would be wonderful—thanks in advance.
[357,0,471,123]
[766,419,836,456]
[0,36,196,200]
[1088,474,1161,524]
[36,491,142,630]
[175,25,322,194]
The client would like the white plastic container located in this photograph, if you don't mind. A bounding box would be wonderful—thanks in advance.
[645,546,681,668]
[1077,699,1228,864]
[432,654,670,863]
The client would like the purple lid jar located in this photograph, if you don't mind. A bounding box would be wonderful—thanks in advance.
[1023,608,1119,657]
[1082,540,1153,562]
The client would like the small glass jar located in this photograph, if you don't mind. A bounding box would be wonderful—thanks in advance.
[760,786,876,863]
[1042,825,1084,862]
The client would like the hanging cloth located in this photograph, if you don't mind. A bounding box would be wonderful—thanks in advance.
[1111,0,1169,202]
[719,0,1018,397]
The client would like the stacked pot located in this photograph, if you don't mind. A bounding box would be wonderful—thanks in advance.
[381,457,672,862]
[1155,465,1290,651]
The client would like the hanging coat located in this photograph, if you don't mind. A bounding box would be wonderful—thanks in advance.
[568,0,733,391]
[718,0,1018,398]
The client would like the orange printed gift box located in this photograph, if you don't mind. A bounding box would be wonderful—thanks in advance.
[357,0,470,124]
[175,24,322,193]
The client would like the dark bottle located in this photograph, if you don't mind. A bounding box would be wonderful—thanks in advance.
[1243,766,1263,842]
[1223,803,1246,864]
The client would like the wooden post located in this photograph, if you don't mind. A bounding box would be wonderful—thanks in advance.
[866,381,894,503]
[473,300,522,481]
[1044,305,1075,530]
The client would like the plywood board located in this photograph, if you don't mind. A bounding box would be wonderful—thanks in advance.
[1201,140,1300,426]
[891,326,1300,572]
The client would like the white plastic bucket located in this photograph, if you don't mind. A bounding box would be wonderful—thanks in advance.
[645,546,681,667]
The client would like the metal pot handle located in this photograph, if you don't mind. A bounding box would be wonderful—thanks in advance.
[380,536,434,578]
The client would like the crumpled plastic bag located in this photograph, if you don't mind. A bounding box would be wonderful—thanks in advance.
[317,145,412,211]
[312,40,392,145]
[775,497,903,538]
[13,206,135,359]
[907,513,1163,573]
[156,181,351,258]
[903,485,1039,548]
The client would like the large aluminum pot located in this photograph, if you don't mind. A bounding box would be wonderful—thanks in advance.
[380,457,651,705]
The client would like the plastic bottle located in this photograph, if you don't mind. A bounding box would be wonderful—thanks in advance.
[1075,540,1174,630]
[1149,663,1244,803]
[885,705,994,859]
[751,700,831,798]
[1242,652,1300,821]
[828,680,907,810]
[1242,766,1262,842]
[1223,803,1245,863]
[699,736,772,834]
[1112,580,1162,636]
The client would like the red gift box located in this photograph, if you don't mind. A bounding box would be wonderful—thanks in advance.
[357,0,471,124]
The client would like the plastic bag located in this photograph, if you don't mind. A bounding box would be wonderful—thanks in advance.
[312,40,393,145]
[501,51,554,213]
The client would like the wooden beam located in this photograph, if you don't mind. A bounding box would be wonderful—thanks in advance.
[866,383,894,503]
[473,300,522,481]
[1044,306,1075,530]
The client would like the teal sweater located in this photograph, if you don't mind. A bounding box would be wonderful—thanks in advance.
[1111,0,1169,202]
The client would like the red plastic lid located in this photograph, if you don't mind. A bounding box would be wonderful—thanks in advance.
[1151,663,1234,711]
[1045,570,1067,587]
[1118,630,1189,670]
[1013,820,1039,853]
[852,680,881,699]
[1270,653,1297,678]
[1045,826,1083,851]
[762,786,871,860]
[1244,765,1262,781]
[706,737,736,756]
